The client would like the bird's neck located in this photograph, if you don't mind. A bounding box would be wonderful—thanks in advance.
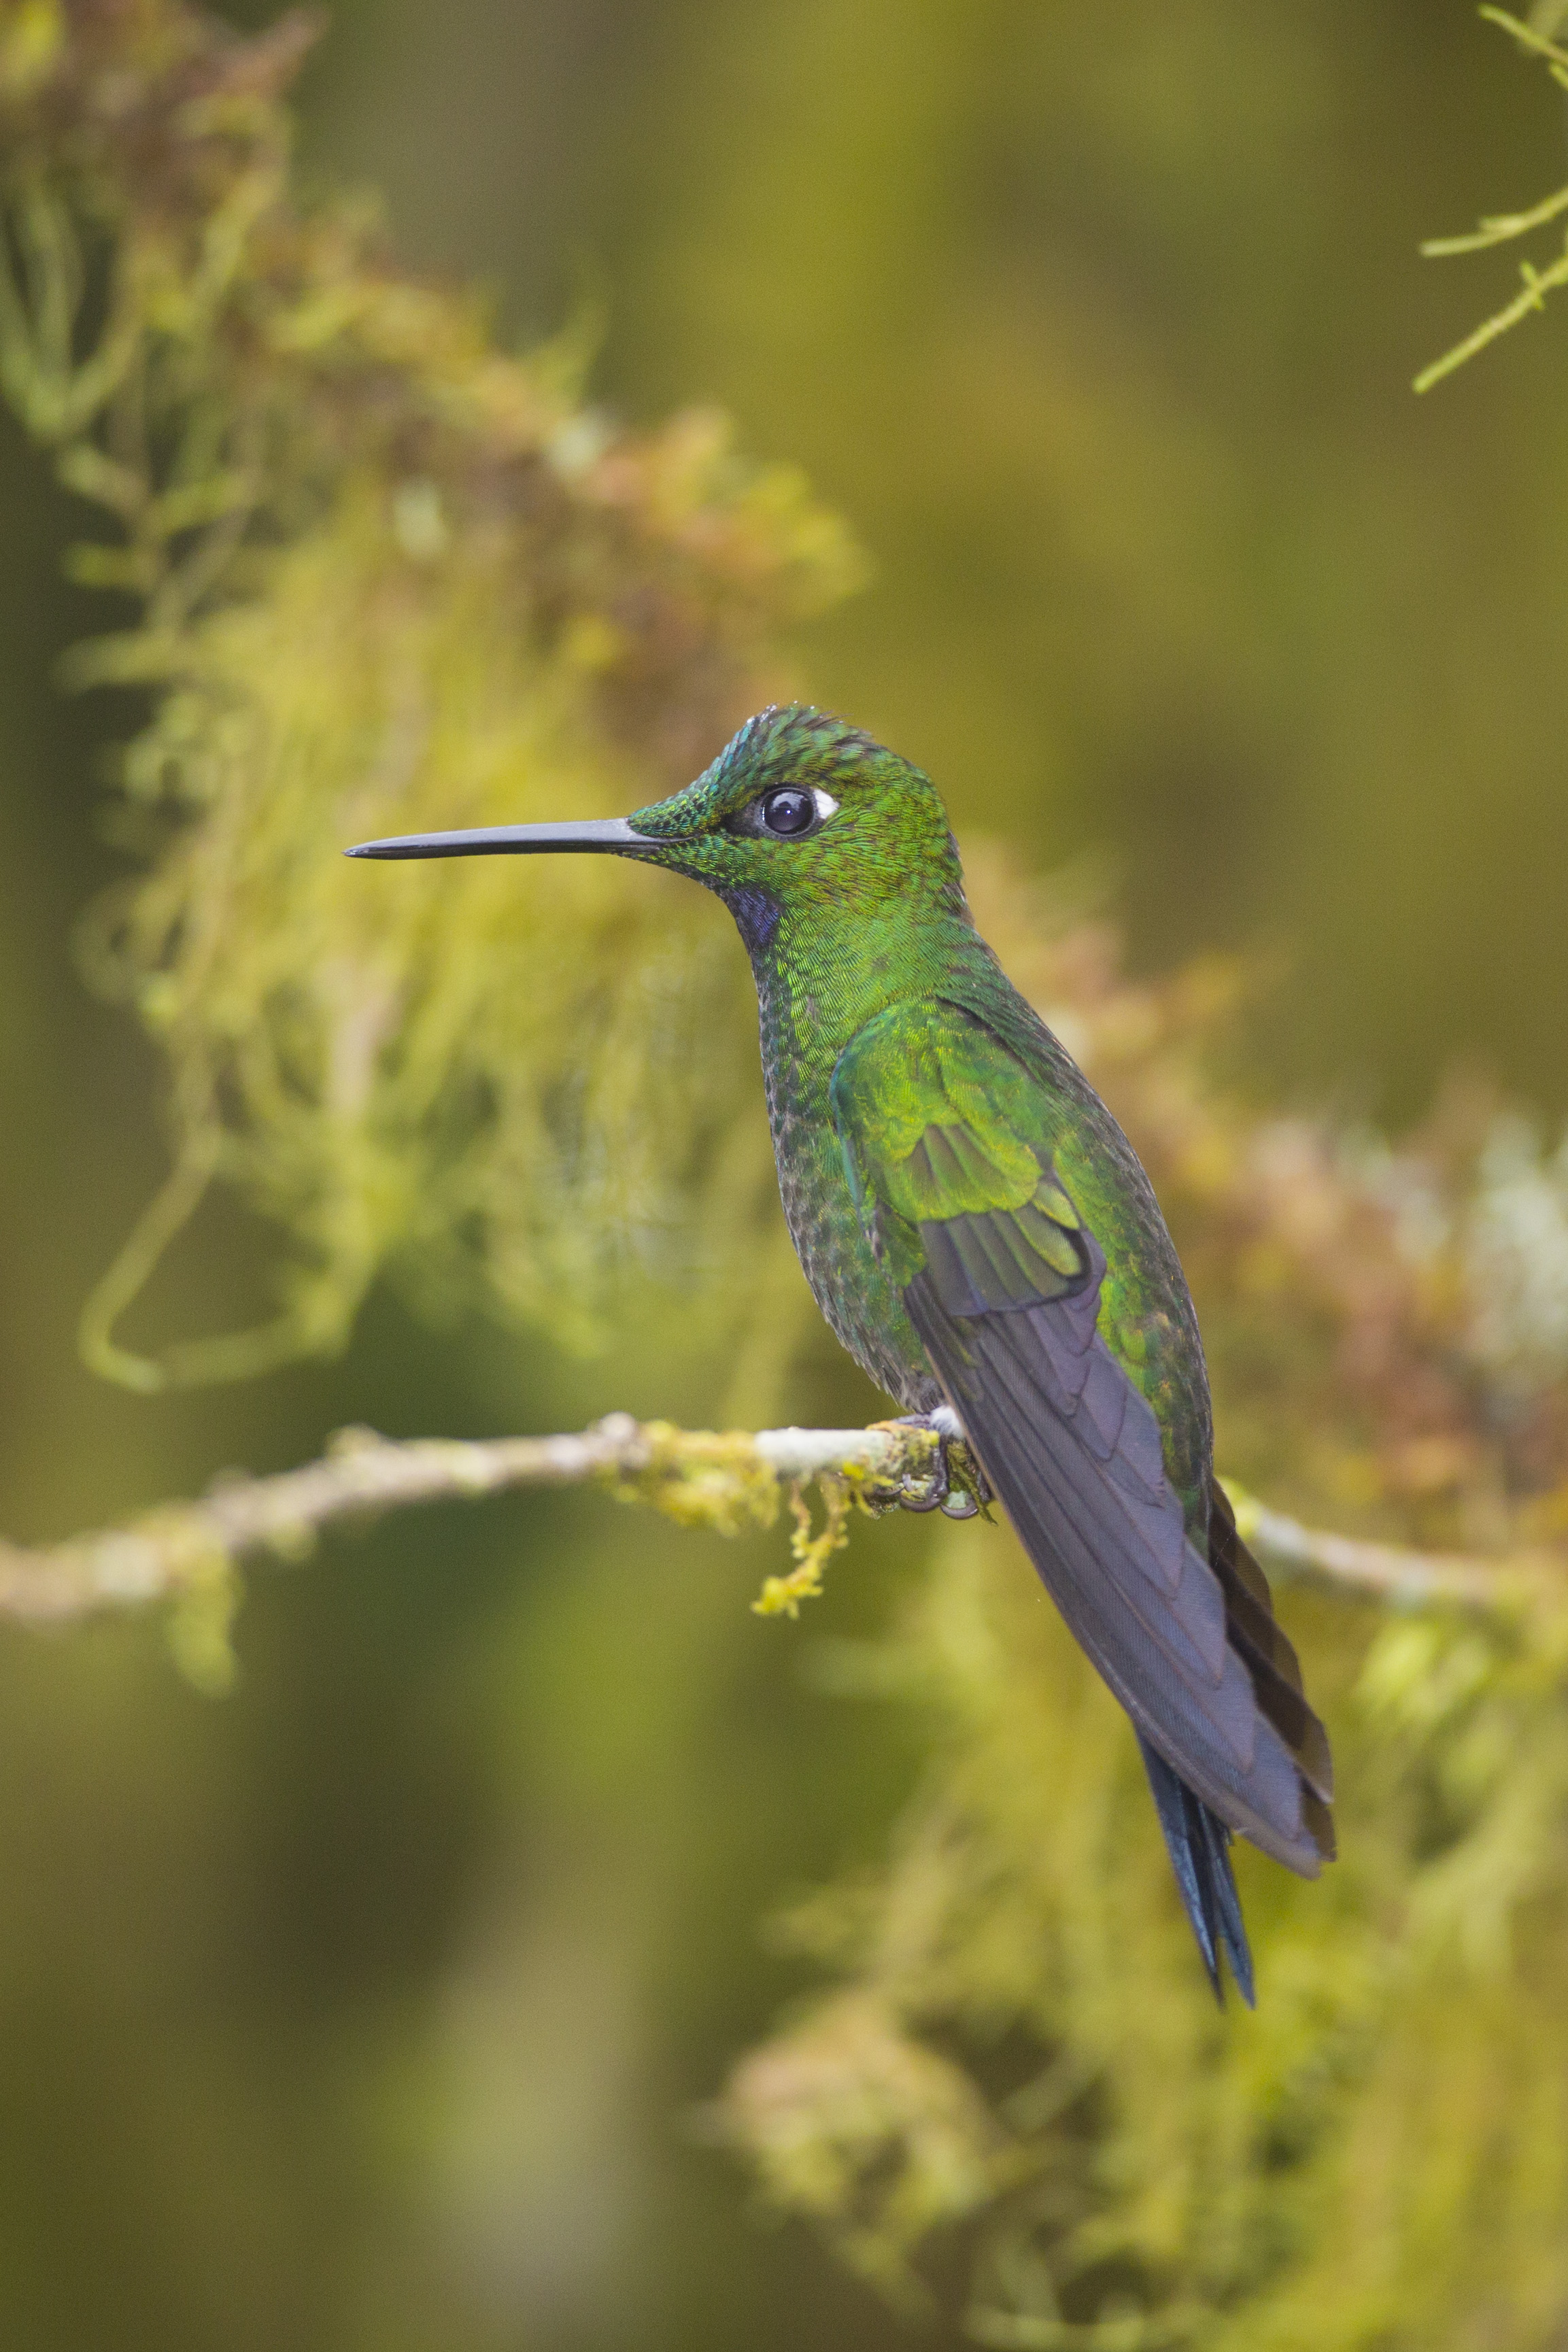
[737,893,993,1085]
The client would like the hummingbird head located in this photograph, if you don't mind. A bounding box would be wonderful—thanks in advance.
[346,705,968,953]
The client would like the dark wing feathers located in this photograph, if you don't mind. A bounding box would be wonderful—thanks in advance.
[1209,1482,1335,1812]
[923,1212,1075,1315]
[832,1004,1334,1992]
[905,1257,1327,1872]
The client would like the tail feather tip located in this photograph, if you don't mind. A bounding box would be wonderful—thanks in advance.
[1137,1735,1257,2007]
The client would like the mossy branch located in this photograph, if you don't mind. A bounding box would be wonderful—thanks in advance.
[0,1422,1550,1652]
[0,1418,938,1638]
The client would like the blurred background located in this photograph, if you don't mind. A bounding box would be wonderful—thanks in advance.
[1,1,1567,2345]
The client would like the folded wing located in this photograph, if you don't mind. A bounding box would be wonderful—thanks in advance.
[832,1001,1333,1884]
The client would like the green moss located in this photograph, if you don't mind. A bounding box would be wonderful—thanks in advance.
[599,1422,782,1539]
[713,1521,1568,2346]
[0,0,862,1387]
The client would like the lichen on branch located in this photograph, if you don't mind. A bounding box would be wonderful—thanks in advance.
[0,1407,1547,1658]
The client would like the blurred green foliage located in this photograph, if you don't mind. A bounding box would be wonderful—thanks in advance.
[0,0,858,1389]
[3,4,1568,2351]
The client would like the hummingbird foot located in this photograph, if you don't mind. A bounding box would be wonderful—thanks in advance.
[879,1410,993,1519]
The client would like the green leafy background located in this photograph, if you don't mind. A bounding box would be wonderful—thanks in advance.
[3,2,1568,2347]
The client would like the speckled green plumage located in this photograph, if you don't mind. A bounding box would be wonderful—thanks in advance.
[623,708,1332,2000]
[630,706,1211,1527]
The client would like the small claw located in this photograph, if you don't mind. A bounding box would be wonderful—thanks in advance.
[883,1412,990,1517]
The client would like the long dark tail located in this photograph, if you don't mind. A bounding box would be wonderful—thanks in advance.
[1136,1734,1255,2007]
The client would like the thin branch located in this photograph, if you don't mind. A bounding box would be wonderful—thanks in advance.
[1412,6,1568,390]
[1478,3,1568,75]
[1420,180,1568,258]
[1414,248,1568,392]
[1223,1485,1550,1612]
[0,1420,1554,1637]
[0,1418,933,1628]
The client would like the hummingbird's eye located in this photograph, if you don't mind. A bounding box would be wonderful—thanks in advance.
[726,784,840,840]
[762,787,815,835]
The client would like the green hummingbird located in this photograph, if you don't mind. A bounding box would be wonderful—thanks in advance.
[349,704,1333,2001]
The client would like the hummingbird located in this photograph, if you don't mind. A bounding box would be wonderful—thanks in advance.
[349,704,1333,2001]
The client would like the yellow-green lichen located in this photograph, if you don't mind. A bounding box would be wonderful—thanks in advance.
[753,1478,855,1618]
[598,1423,782,1539]
[0,0,862,1390]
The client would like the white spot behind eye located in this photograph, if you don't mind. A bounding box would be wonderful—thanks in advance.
[812,788,840,824]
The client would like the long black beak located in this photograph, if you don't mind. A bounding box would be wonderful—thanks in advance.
[345,817,660,860]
